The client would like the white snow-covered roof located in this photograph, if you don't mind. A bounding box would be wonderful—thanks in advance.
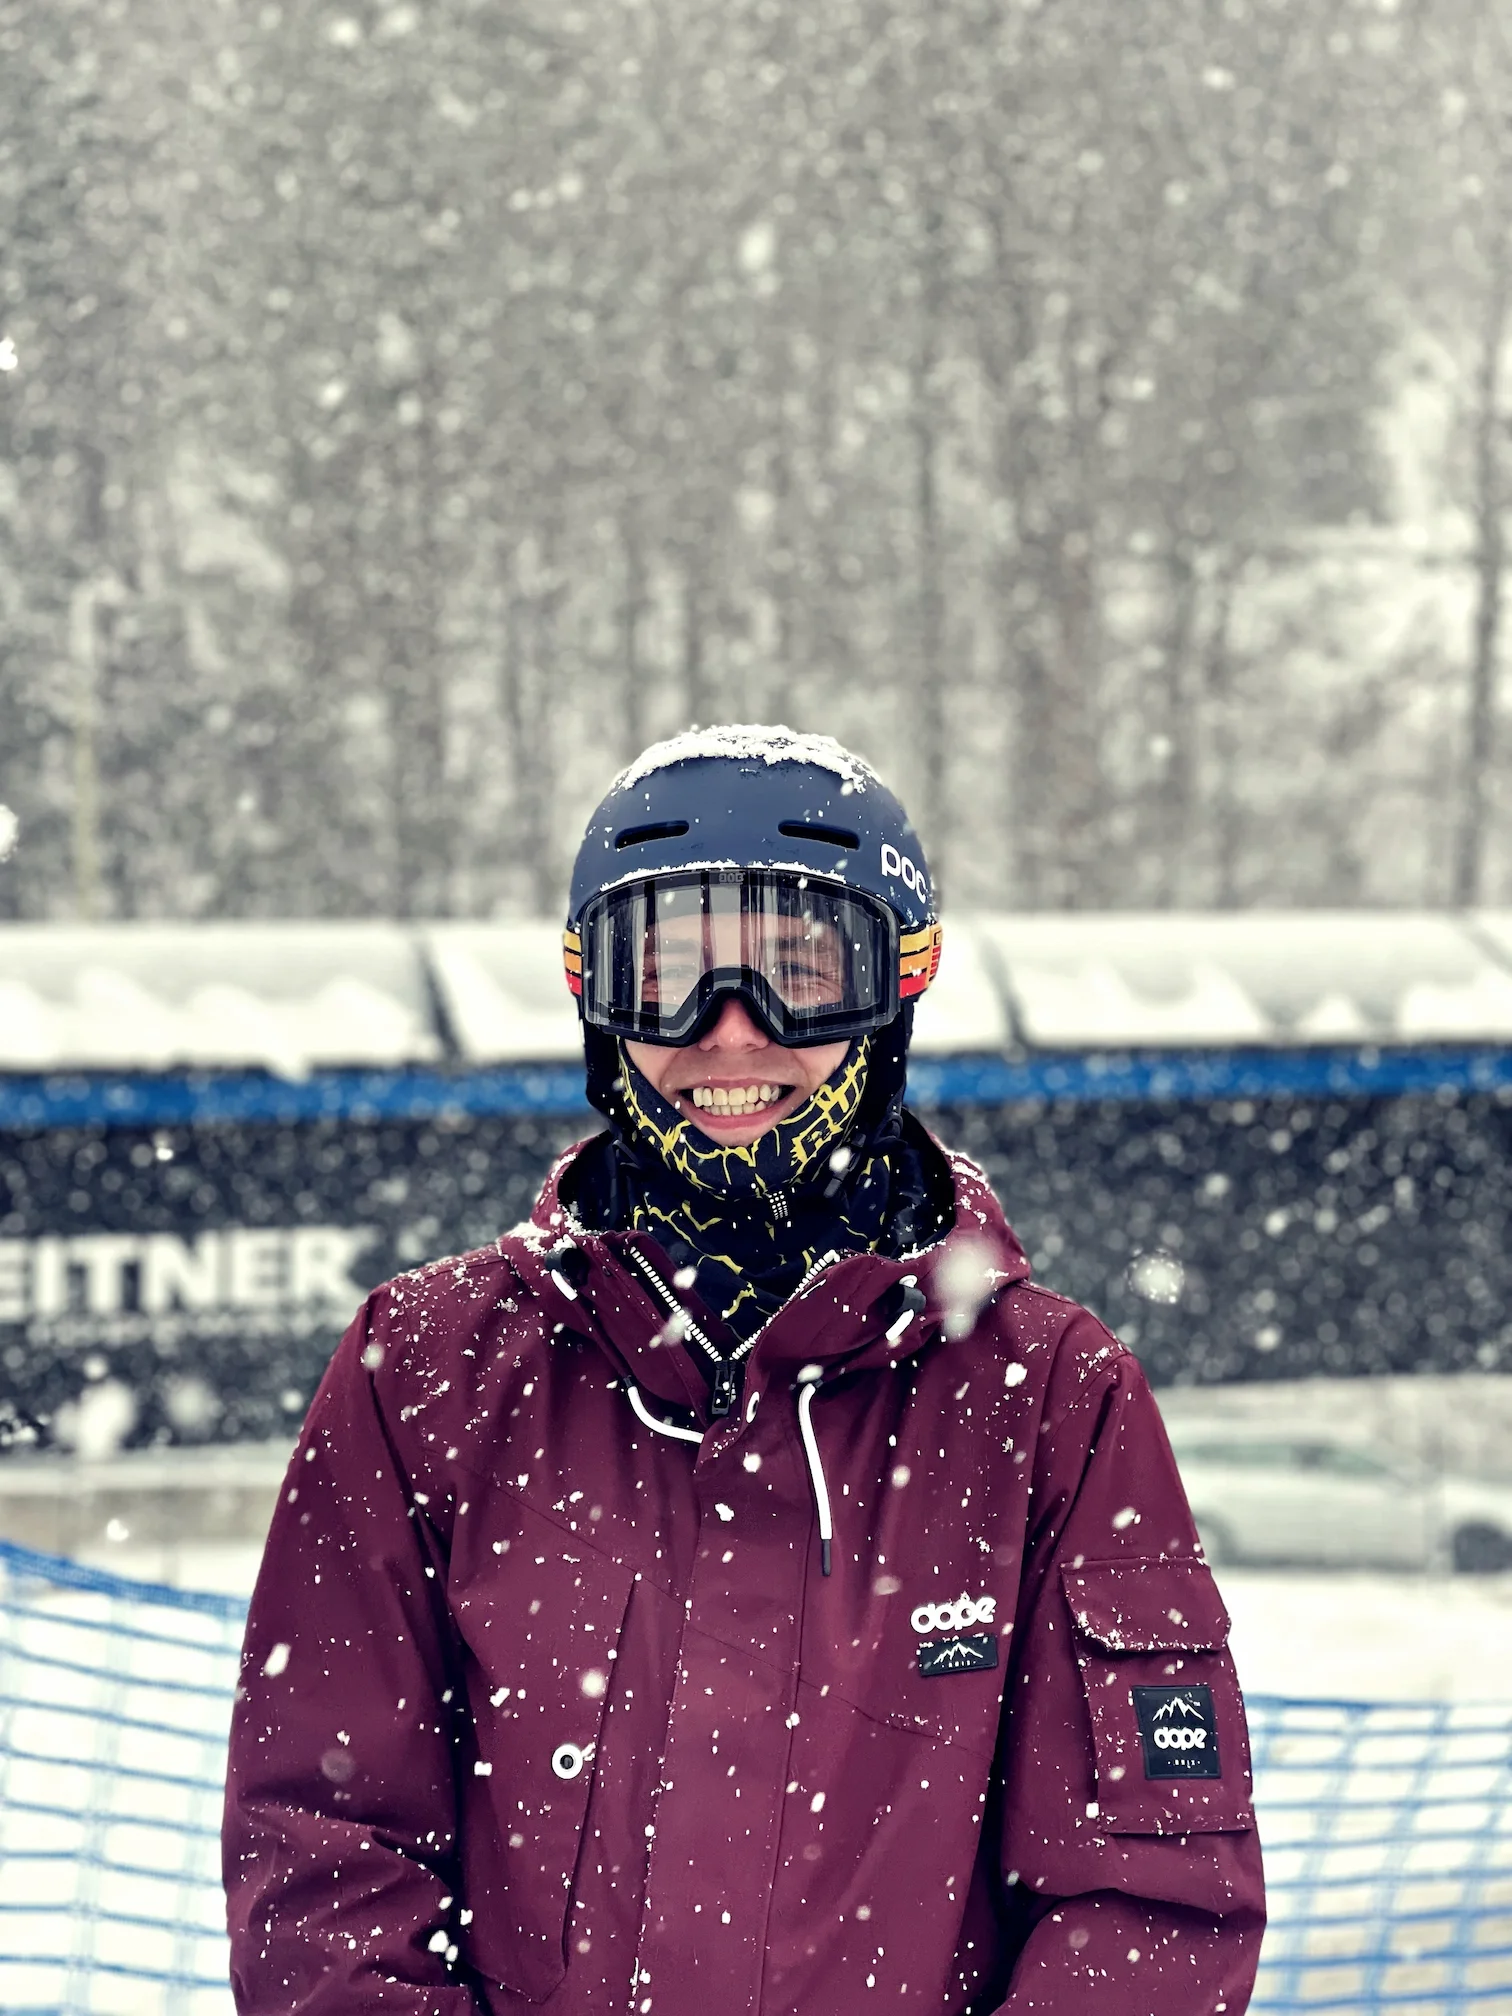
[422,924,583,1062]
[0,923,439,1076]
[6,911,1512,1072]
[909,922,1010,1054]
[612,723,877,794]
[980,911,1512,1048]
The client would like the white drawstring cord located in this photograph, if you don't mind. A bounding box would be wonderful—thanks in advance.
[625,1381,704,1444]
[620,1364,832,1575]
[885,1273,922,1344]
[795,1374,833,1576]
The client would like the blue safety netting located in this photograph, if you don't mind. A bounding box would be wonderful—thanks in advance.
[0,1542,244,2016]
[1250,1697,1512,2011]
[1,1540,1510,2015]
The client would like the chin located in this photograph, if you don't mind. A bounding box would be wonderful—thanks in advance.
[676,1095,797,1145]
[690,1119,782,1147]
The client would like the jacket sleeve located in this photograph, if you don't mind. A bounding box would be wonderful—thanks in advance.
[222,1297,481,2016]
[992,1312,1266,2015]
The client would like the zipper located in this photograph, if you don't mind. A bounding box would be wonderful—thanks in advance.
[710,1361,741,1419]
[620,1243,716,1354]
[620,1243,750,1417]
[791,1247,843,1300]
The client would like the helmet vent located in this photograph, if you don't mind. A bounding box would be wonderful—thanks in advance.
[615,820,691,849]
[778,820,859,850]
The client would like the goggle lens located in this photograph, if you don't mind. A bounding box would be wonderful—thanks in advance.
[578,870,898,1045]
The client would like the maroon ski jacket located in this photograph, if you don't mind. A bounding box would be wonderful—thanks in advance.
[224,1141,1264,2014]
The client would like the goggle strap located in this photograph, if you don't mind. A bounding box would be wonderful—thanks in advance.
[898,922,942,999]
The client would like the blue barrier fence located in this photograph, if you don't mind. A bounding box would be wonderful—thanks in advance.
[1,1540,1510,2014]
[9,1043,1512,1132]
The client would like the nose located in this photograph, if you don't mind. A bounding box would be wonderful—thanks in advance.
[698,996,770,1051]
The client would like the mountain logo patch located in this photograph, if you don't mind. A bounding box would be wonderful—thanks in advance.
[917,1634,998,1678]
[1132,1684,1221,1778]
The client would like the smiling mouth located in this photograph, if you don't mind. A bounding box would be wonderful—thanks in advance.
[683,1083,792,1116]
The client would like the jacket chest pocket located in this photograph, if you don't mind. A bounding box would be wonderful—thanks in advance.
[1062,1558,1255,1835]
[452,1498,637,2001]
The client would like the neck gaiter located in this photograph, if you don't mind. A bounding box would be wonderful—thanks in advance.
[615,1037,897,1337]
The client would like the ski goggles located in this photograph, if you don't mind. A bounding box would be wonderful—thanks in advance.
[564,869,941,1046]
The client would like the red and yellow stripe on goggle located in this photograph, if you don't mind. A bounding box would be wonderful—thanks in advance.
[563,926,583,996]
[899,921,942,998]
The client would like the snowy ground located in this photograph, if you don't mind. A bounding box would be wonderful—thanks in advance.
[1223,1567,1512,1702]
[78,1541,267,1603]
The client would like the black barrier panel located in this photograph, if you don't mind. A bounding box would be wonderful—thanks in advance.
[944,1089,1512,1388]
[0,1111,587,1450]
[3,1088,1511,1451]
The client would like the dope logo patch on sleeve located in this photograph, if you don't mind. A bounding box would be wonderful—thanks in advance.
[1131,1684,1221,1778]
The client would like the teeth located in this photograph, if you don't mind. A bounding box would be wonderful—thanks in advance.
[690,1083,784,1115]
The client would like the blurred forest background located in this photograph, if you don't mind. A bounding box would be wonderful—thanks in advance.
[1,0,1511,924]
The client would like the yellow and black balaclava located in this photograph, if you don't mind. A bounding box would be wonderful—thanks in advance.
[611,1032,903,1339]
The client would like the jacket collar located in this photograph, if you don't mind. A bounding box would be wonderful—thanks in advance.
[516,1133,1032,1412]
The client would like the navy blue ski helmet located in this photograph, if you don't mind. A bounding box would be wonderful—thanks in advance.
[564,725,941,1043]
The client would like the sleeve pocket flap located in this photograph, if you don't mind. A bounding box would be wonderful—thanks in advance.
[1060,1557,1252,1834]
[1062,1558,1230,1652]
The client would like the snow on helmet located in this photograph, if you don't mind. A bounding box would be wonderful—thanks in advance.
[564,725,941,1044]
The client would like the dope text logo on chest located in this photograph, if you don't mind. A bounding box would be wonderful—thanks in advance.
[909,1592,996,1635]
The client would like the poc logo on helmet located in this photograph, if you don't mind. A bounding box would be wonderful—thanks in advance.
[911,1592,996,1635]
[880,843,928,900]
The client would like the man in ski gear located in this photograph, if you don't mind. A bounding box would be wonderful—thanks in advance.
[224,725,1265,2015]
